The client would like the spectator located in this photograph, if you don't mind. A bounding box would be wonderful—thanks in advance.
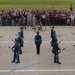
[70,13,75,26]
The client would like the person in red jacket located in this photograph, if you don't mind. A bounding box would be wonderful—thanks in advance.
[38,21,43,31]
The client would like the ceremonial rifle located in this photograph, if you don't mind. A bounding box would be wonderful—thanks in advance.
[55,47,67,57]
[8,46,14,52]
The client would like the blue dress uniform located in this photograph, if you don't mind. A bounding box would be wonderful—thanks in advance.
[20,29,24,39]
[20,28,24,39]
[17,35,24,54]
[34,32,42,55]
[51,31,57,47]
[11,43,20,63]
[53,41,61,64]
[51,26,54,37]
[17,33,24,47]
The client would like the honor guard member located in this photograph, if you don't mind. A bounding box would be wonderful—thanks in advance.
[53,39,61,64]
[34,32,42,55]
[17,32,24,54]
[18,32,24,47]
[13,38,23,54]
[51,31,57,47]
[51,26,54,37]
[11,42,20,63]
[20,26,24,39]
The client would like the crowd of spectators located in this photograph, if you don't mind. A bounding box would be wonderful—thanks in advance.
[0,9,75,26]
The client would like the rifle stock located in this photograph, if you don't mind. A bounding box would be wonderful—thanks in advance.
[72,33,75,35]
[12,39,15,43]
[0,36,3,38]
[8,46,13,52]
[15,34,18,36]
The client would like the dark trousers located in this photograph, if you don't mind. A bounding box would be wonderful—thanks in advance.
[36,44,40,54]
[13,53,20,63]
[19,47,22,54]
[51,38,55,47]
[54,52,59,63]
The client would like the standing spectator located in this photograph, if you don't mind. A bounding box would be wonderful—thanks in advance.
[27,11,31,27]
[7,13,11,26]
[24,11,28,26]
[41,13,46,25]
[70,13,75,26]
[46,13,50,26]
[27,11,33,27]
[38,21,43,31]
[2,13,7,26]
[32,14,36,29]
[62,12,67,25]
[66,12,71,25]
[11,11,16,25]
[35,10,41,25]
[0,13,2,25]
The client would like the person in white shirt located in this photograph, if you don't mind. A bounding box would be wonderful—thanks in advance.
[70,13,75,26]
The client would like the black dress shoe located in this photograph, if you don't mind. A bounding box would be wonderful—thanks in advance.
[11,61,15,63]
[57,62,61,64]
[16,62,20,64]
[54,61,57,63]
[37,53,40,55]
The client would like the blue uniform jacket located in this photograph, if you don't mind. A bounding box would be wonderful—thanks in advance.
[35,34,42,45]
